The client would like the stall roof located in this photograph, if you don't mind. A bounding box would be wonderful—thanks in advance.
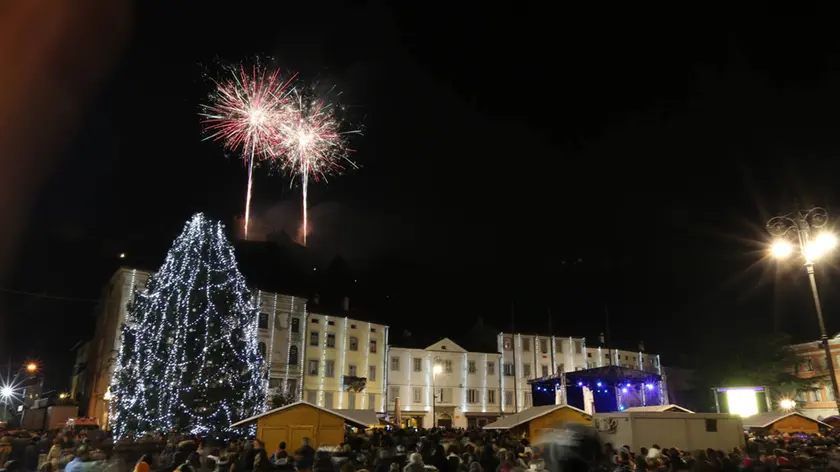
[230,401,368,428]
[483,405,589,430]
[623,405,694,413]
[329,409,396,427]
[741,412,831,429]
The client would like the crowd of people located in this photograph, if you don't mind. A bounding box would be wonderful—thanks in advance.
[2,426,840,472]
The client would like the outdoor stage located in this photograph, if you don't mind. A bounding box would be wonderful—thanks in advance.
[528,366,666,413]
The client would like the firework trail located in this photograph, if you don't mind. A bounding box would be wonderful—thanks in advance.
[200,62,296,239]
[270,88,360,245]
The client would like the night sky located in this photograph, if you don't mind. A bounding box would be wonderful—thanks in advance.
[4,5,840,389]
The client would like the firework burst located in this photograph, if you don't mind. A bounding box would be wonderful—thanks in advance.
[200,61,296,239]
[270,87,360,245]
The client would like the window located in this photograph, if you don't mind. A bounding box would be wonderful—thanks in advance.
[503,363,514,376]
[541,365,549,377]
[413,387,422,404]
[444,360,453,373]
[813,388,823,402]
[467,389,479,403]
[389,386,400,401]
[268,378,283,388]
[349,364,357,377]
[827,384,836,401]
[368,393,376,407]
[349,337,359,351]
[369,365,376,381]
[306,390,317,404]
[391,356,400,371]
[575,341,583,354]
[324,392,333,408]
[308,360,319,376]
[503,337,512,350]
[258,342,266,358]
[504,390,514,406]
[557,363,564,372]
[488,389,496,404]
[286,379,297,396]
[370,340,378,353]
[439,387,453,403]
[525,393,532,407]
[487,361,495,375]
[468,360,477,374]
[523,363,531,378]
[288,345,298,365]
[311,318,320,324]
[371,327,377,333]
[540,339,548,353]
[325,360,335,377]
[310,332,319,346]
[291,317,299,333]
[326,333,336,348]
[587,352,592,358]
[328,320,335,326]
[801,359,814,372]
[705,419,717,432]
[556,341,562,353]
[348,392,356,409]
[522,338,531,352]
[258,313,269,329]
[414,358,422,372]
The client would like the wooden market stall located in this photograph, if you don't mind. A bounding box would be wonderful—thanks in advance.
[230,401,367,450]
[742,412,832,435]
[482,405,591,443]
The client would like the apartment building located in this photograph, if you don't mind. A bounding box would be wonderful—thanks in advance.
[497,333,587,413]
[301,312,388,412]
[387,338,502,429]
[788,337,840,419]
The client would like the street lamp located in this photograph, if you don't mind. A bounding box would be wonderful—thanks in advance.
[779,398,796,411]
[432,363,442,428]
[767,206,840,412]
[25,363,37,374]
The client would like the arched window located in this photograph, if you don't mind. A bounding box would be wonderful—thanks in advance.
[289,345,299,365]
[258,342,267,358]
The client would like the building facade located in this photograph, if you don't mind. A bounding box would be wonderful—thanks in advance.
[497,333,588,413]
[255,290,307,402]
[583,346,661,374]
[788,338,840,419]
[301,312,388,412]
[387,338,502,429]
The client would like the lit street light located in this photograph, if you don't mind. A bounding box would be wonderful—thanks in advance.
[767,206,840,412]
[1,387,12,398]
[779,398,796,411]
[25,363,37,373]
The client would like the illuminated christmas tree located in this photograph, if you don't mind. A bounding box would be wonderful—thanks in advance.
[110,213,265,437]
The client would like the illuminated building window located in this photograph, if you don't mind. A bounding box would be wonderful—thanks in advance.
[487,362,495,375]
[349,337,359,351]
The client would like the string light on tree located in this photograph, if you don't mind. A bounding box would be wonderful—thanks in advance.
[109,213,266,437]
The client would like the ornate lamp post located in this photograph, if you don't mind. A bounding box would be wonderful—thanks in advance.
[768,206,840,412]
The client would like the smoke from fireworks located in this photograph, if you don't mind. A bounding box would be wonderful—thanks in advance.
[200,62,296,239]
[270,88,360,245]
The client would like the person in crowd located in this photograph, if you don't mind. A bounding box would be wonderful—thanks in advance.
[404,453,425,472]
[295,438,315,472]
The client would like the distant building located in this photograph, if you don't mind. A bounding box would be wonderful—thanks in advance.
[787,337,840,419]
[387,338,502,429]
[301,309,388,412]
[583,345,661,374]
[496,333,587,412]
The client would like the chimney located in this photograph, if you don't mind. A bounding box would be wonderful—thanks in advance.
[639,340,645,352]
[342,296,350,312]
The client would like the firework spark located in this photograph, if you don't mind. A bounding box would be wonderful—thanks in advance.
[270,89,360,245]
[200,62,296,239]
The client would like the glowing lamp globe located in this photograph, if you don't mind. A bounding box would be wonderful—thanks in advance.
[771,241,793,258]
[1,387,12,398]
